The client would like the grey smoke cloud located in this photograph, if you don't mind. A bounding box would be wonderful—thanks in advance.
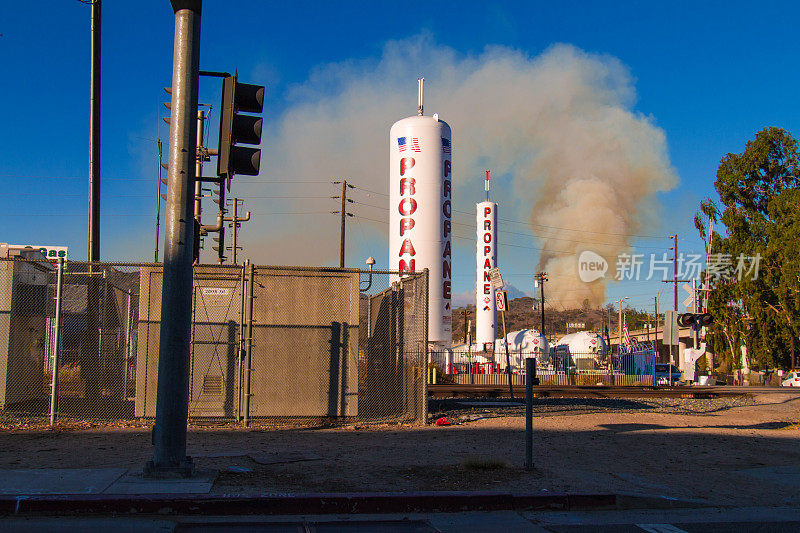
[248,35,677,306]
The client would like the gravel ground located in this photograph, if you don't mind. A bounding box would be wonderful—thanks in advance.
[0,392,797,506]
[427,396,757,422]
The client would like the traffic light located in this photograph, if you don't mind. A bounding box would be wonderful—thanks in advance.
[193,219,201,264]
[677,313,713,328]
[217,75,264,186]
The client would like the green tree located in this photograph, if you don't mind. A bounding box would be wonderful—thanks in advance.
[697,127,800,370]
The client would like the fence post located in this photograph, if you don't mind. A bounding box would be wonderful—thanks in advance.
[237,260,247,422]
[49,257,65,426]
[525,356,535,469]
[123,287,132,400]
[244,261,254,427]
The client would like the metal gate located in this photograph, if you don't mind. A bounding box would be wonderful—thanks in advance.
[188,271,244,418]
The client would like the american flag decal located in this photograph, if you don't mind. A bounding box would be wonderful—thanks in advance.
[398,136,421,152]
[442,137,450,154]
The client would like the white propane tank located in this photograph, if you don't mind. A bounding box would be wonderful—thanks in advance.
[554,331,608,370]
[389,114,452,345]
[495,329,550,369]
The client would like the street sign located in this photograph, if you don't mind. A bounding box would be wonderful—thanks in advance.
[488,267,504,290]
[495,290,507,311]
[663,310,680,345]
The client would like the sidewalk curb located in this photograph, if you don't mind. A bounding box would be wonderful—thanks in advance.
[0,491,617,516]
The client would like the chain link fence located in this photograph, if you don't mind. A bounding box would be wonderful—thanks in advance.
[431,343,658,386]
[0,254,428,428]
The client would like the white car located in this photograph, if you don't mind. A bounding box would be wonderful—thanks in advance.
[781,372,800,387]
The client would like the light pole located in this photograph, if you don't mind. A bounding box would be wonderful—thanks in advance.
[360,256,375,292]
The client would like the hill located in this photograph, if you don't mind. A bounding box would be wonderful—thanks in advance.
[451,296,655,343]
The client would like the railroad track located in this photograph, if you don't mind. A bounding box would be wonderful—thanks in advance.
[427,384,749,399]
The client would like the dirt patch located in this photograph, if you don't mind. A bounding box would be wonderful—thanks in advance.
[0,392,798,506]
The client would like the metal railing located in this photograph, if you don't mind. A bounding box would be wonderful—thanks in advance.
[431,345,658,386]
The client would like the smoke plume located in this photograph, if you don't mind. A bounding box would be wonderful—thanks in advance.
[249,36,677,306]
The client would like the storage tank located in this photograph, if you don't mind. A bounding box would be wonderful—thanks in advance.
[494,328,550,370]
[553,331,608,370]
[475,200,497,347]
[389,81,452,345]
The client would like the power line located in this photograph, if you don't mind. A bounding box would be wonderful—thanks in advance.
[0,213,151,217]
[232,179,334,184]
[235,195,334,199]
[248,211,333,215]
[0,175,154,182]
[0,193,153,198]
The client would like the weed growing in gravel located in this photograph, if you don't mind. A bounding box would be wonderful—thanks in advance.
[461,457,508,470]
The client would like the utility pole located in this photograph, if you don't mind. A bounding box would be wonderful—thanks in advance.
[692,278,699,350]
[535,272,548,338]
[83,0,102,401]
[225,198,251,265]
[463,307,468,344]
[333,180,353,268]
[669,234,678,366]
[654,296,659,358]
[340,180,347,268]
[616,297,629,351]
[146,0,201,477]
[671,234,678,312]
[88,0,101,263]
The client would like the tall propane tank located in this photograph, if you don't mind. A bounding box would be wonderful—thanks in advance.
[476,201,498,347]
[389,113,452,346]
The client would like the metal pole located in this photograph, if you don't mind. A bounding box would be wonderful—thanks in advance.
[231,199,238,265]
[654,296,659,359]
[237,260,247,422]
[539,275,545,337]
[147,0,201,476]
[340,180,347,268]
[619,300,623,347]
[463,308,468,345]
[155,139,163,262]
[194,109,204,226]
[49,258,65,426]
[124,288,132,399]
[673,235,678,312]
[467,319,473,384]
[692,278,699,350]
[525,357,534,469]
[670,235,678,368]
[88,0,101,263]
[502,302,513,399]
[244,261,254,427]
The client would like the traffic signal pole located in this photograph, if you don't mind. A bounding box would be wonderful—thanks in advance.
[146,0,201,477]
[88,0,101,263]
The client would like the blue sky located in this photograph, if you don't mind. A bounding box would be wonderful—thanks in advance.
[2,1,799,313]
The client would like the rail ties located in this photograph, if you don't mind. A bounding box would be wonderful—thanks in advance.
[427,384,745,399]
